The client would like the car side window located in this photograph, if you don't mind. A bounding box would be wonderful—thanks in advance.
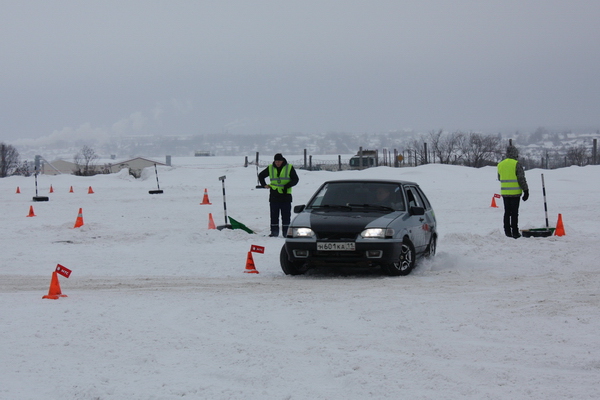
[415,187,431,210]
[405,186,424,209]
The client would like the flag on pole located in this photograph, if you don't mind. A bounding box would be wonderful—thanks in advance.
[56,264,72,278]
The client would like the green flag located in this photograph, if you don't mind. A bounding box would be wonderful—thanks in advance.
[228,217,254,234]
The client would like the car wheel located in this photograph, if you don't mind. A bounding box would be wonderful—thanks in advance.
[280,245,307,275]
[383,238,415,276]
[425,233,437,257]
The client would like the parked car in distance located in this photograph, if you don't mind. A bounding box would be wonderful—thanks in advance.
[280,179,437,276]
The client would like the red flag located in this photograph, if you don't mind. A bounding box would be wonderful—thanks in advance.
[250,245,265,254]
[494,194,501,198]
[56,264,72,278]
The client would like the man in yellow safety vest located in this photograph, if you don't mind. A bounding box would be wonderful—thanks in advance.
[258,153,299,237]
[497,145,529,238]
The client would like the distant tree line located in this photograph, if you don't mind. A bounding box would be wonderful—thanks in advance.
[0,143,103,177]
[1,132,598,178]
[401,131,504,168]
[536,144,594,169]
[401,131,598,169]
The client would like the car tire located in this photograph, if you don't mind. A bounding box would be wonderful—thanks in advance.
[383,238,415,276]
[280,245,307,275]
[425,233,437,257]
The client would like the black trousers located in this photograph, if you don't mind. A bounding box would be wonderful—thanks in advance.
[502,196,521,236]
[270,202,291,237]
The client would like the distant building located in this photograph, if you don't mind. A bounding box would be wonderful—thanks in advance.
[42,159,78,175]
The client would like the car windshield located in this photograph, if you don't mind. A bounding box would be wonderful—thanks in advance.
[308,182,405,211]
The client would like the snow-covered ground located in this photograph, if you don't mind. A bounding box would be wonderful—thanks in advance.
[1,156,599,400]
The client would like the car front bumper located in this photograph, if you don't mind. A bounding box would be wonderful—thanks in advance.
[284,239,403,268]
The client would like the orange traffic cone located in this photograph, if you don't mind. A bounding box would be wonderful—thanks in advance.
[88,186,94,194]
[208,213,216,229]
[554,213,565,236]
[27,205,36,217]
[42,271,68,299]
[16,186,21,194]
[69,186,74,193]
[490,196,498,208]
[73,208,84,228]
[244,251,259,274]
[200,188,212,205]
[49,185,54,193]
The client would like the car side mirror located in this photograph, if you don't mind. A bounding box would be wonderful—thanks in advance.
[294,205,305,213]
[410,206,425,216]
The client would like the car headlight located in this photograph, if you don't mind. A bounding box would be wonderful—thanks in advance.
[361,228,394,238]
[289,227,315,238]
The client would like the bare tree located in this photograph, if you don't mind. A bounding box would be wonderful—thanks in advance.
[429,130,464,164]
[566,145,589,166]
[13,161,32,177]
[0,142,20,177]
[427,130,443,163]
[405,137,428,166]
[460,133,502,167]
[74,145,99,176]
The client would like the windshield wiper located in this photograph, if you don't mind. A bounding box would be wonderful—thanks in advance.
[310,204,353,210]
[347,203,395,211]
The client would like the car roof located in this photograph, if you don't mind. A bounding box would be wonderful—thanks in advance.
[322,178,420,186]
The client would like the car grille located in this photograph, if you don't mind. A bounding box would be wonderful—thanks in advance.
[316,231,359,240]
[314,251,363,258]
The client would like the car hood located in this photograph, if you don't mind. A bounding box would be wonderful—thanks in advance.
[292,209,402,240]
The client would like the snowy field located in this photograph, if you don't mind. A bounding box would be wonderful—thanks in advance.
[1,156,599,400]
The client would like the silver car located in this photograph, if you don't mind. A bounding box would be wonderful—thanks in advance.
[280,179,437,276]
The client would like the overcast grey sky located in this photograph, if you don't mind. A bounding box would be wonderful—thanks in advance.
[2,0,599,145]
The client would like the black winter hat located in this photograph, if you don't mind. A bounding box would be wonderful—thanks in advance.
[274,153,284,161]
[506,145,519,159]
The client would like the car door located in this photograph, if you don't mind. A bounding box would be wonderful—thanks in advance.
[403,185,428,251]
[412,185,435,251]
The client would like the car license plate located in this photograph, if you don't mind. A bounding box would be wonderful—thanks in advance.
[317,242,355,251]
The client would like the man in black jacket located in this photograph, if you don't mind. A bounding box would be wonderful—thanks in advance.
[258,153,299,237]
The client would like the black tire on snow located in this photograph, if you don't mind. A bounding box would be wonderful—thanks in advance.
[425,233,437,257]
[382,238,416,276]
[280,245,306,275]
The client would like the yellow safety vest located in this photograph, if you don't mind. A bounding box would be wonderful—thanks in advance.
[497,158,522,195]
[268,164,292,194]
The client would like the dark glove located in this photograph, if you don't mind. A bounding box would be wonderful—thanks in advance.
[522,190,529,201]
